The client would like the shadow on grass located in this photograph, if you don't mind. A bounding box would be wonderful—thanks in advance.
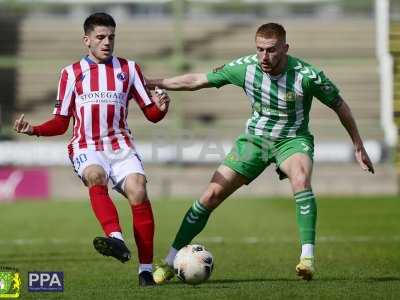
[313,276,400,282]
[165,276,400,286]
[366,277,400,282]
[165,278,299,286]
[207,278,299,284]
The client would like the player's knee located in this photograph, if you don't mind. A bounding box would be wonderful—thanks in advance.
[85,171,107,187]
[125,183,147,205]
[200,186,222,210]
[290,171,311,190]
[123,174,148,204]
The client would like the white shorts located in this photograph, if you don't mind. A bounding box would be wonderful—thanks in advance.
[70,146,145,195]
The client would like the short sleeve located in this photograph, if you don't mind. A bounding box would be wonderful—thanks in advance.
[53,68,75,116]
[308,71,340,107]
[206,62,247,89]
[130,63,153,109]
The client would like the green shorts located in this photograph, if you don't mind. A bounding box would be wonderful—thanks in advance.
[223,133,314,182]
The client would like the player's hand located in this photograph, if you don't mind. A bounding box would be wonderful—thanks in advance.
[13,114,34,135]
[355,145,374,174]
[153,86,170,112]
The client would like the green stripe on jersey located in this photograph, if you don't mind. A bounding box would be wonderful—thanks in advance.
[264,78,279,136]
[280,69,296,137]
[248,65,264,135]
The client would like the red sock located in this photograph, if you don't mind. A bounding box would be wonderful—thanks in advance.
[89,185,121,236]
[132,201,154,264]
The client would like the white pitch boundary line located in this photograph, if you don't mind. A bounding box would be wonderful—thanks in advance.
[198,236,400,244]
[0,236,399,246]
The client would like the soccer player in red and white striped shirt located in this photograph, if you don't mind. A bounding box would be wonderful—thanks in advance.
[14,12,170,287]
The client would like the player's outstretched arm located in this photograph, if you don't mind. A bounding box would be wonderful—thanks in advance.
[146,73,211,91]
[330,96,375,174]
[14,114,70,137]
[14,114,33,135]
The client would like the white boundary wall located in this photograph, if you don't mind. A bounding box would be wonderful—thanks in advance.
[0,140,382,166]
[376,0,397,147]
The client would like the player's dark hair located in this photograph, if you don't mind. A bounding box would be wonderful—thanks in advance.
[84,12,116,34]
[256,23,286,42]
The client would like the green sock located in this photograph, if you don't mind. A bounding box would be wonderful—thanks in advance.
[172,200,211,250]
[294,189,317,245]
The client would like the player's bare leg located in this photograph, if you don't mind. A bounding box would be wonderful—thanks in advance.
[124,173,156,287]
[279,153,316,280]
[153,165,248,284]
[200,165,249,210]
[85,165,131,263]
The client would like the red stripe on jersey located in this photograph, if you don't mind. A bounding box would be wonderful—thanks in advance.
[107,104,120,150]
[72,62,83,95]
[130,85,146,108]
[126,96,130,117]
[68,108,80,157]
[91,104,104,151]
[56,69,68,115]
[78,106,87,149]
[68,93,76,117]
[117,58,130,93]
[119,106,133,148]
[130,63,152,109]
[71,108,79,143]
[68,145,73,157]
[90,64,99,91]
[135,63,145,83]
[106,62,116,91]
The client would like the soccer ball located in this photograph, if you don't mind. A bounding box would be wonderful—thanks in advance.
[173,244,214,285]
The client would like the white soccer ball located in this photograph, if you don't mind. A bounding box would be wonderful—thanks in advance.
[173,244,214,285]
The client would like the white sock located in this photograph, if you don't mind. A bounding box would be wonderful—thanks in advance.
[138,264,153,274]
[109,231,124,241]
[301,244,314,258]
[165,247,178,266]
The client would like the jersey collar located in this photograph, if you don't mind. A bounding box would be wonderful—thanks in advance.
[84,55,113,65]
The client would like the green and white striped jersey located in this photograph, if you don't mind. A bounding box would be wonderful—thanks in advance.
[206,54,340,140]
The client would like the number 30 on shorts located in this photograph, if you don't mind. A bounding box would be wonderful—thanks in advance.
[74,153,88,170]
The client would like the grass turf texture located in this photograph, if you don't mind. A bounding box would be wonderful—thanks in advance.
[0,196,399,299]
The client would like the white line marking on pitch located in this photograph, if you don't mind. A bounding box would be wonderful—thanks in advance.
[0,236,399,246]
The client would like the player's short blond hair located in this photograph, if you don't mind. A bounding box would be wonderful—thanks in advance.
[255,23,286,42]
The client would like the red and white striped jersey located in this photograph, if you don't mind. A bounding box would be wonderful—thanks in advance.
[53,56,153,156]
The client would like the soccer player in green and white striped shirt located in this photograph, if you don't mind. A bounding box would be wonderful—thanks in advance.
[148,23,375,283]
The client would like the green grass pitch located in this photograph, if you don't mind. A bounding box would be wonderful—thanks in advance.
[0,196,399,299]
